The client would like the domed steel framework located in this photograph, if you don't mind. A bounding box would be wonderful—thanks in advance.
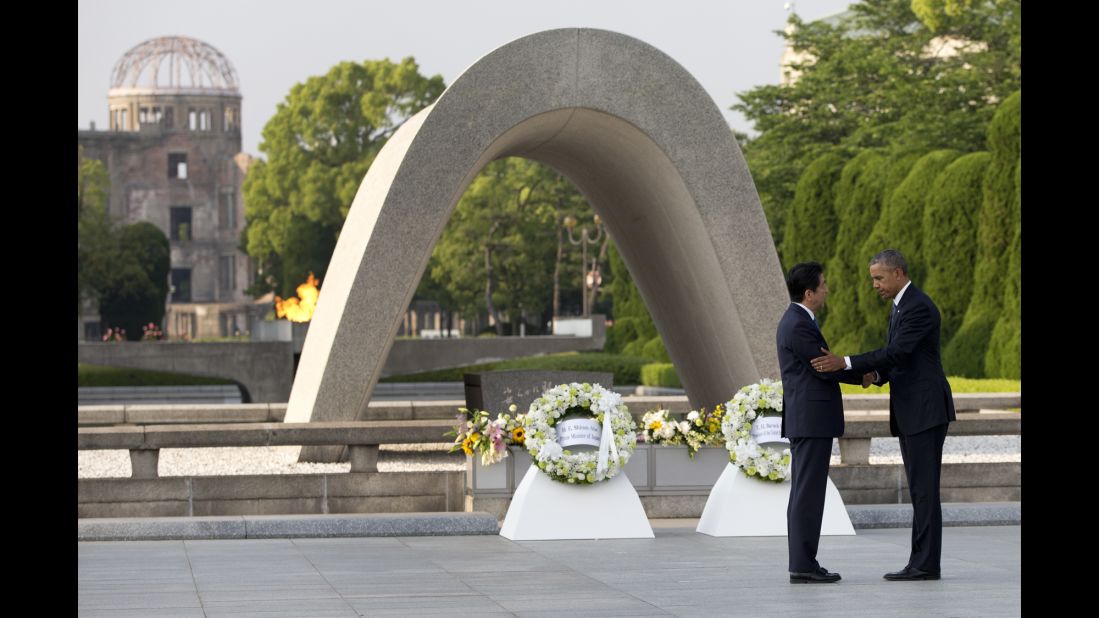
[110,36,239,94]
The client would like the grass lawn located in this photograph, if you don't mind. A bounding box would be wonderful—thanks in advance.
[840,376,1020,395]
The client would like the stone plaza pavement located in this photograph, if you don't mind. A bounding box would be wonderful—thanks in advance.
[79,521,1020,617]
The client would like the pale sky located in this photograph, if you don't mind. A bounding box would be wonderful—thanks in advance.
[78,0,854,157]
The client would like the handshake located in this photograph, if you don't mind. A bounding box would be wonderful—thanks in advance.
[811,347,878,388]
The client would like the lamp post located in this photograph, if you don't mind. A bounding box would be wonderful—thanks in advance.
[564,214,604,317]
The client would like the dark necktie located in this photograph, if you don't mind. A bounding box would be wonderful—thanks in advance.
[888,303,897,341]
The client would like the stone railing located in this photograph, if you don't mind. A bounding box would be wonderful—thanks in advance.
[838,411,1019,465]
[79,420,453,478]
[78,394,1019,518]
[78,420,463,518]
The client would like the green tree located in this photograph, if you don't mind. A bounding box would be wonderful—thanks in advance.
[78,147,113,314]
[921,151,991,345]
[79,149,169,338]
[822,151,882,348]
[911,0,979,32]
[862,150,959,285]
[411,262,463,336]
[856,149,959,342]
[911,0,1020,52]
[985,156,1020,378]
[944,90,1019,377]
[538,167,595,321]
[604,241,668,361]
[421,158,598,334]
[823,150,920,351]
[98,222,171,340]
[782,152,847,270]
[243,58,445,297]
[735,0,1019,253]
[426,158,565,334]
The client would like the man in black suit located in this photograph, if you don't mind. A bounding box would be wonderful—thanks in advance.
[812,249,956,581]
[778,262,865,584]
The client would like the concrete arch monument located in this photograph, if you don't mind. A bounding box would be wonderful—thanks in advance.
[287,29,789,460]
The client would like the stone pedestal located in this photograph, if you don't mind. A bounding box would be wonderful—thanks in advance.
[499,465,654,540]
[696,463,855,537]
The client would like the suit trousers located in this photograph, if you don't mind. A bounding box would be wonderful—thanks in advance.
[898,422,949,573]
[787,436,833,572]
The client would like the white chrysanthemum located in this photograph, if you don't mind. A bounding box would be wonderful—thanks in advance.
[657,422,677,440]
[537,440,563,462]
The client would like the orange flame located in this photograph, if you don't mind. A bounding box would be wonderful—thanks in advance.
[275,273,320,322]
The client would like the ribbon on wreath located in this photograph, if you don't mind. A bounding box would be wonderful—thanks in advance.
[596,404,620,477]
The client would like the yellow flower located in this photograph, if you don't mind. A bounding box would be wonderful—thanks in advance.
[649,420,662,430]
[461,437,474,456]
[512,427,526,444]
[470,432,481,445]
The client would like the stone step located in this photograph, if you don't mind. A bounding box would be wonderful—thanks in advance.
[78,511,500,541]
[77,502,1020,541]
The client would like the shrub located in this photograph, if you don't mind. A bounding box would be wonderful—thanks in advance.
[945,91,1019,377]
[640,363,681,388]
[922,151,992,343]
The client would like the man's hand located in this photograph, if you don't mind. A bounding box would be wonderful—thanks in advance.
[861,372,876,388]
[811,348,846,373]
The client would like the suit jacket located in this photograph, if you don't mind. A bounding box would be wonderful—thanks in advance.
[848,283,956,436]
[777,303,861,439]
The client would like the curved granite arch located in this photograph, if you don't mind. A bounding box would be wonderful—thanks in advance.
[287,29,789,458]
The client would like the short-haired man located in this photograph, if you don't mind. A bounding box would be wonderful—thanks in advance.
[778,261,865,583]
[812,249,956,581]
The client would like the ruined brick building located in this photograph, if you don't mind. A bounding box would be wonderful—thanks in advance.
[79,36,261,340]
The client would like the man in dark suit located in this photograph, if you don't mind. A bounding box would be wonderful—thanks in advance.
[778,262,865,584]
[812,249,956,581]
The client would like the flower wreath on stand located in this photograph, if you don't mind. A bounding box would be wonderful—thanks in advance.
[721,378,791,483]
[522,382,637,484]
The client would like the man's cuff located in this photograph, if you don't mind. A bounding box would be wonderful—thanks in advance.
[844,356,852,370]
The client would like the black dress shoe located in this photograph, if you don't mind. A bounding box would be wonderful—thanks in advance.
[790,567,841,583]
[884,566,940,581]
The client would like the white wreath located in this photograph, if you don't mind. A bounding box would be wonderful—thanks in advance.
[721,378,791,483]
[522,382,637,484]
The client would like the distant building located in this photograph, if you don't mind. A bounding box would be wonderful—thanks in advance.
[79,36,263,340]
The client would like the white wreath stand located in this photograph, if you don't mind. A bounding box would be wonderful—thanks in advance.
[696,463,855,537]
[499,465,654,540]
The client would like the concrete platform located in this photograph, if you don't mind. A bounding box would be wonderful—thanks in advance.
[78,522,1021,616]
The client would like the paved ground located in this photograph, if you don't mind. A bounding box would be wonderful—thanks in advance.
[78,523,1020,617]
